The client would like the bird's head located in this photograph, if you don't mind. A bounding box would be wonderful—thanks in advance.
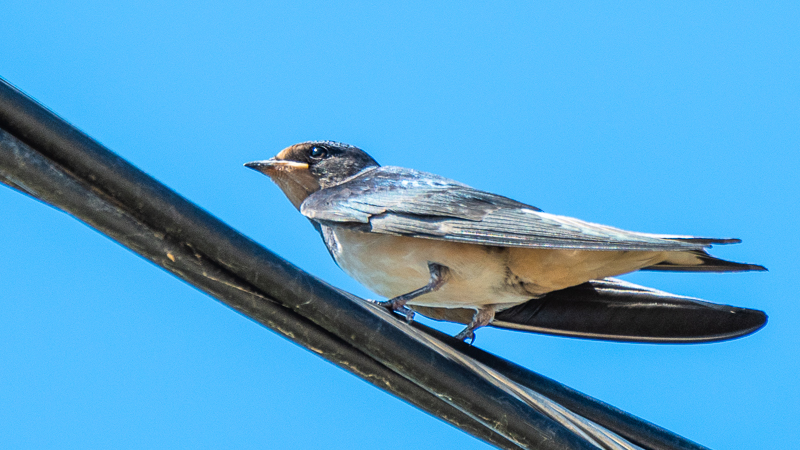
[245,141,379,209]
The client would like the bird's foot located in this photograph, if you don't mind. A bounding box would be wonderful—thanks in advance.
[454,306,496,344]
[368,298,416,322]
[454,328,476,344]
[368,262,451,324]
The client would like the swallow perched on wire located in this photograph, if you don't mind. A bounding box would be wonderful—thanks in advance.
[245,141,767,342]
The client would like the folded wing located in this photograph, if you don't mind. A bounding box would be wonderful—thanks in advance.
[302,167,728,252]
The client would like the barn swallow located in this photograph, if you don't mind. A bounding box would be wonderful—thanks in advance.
[245,141,767,342]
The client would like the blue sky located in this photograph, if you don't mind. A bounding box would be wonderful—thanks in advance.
[1,2,798,449]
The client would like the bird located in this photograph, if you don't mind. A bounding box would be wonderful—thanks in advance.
[245,141,767,342]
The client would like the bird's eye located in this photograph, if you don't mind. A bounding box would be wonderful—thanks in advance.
[309,146,328,160]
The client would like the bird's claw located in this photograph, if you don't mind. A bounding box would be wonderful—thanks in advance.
[454,328,476,344]
[368,298,416,323]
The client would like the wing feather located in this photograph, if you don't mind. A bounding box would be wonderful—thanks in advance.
[301,167,709,251]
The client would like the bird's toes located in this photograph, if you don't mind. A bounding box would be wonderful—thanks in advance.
[370,299,416,323]
[454,328,476,343]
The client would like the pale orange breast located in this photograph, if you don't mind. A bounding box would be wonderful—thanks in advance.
[326,227,527,309]
[325,227,670,309]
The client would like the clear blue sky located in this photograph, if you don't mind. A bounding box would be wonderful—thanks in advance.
[1,2,797,449]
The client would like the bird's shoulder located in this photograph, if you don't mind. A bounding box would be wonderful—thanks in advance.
[300,166,540,223]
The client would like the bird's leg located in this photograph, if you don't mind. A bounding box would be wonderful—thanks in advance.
[377,262,450,323]
[454,306,497,344]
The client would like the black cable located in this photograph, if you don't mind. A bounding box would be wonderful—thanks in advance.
[0,127,527,450]
[0,77,711,450]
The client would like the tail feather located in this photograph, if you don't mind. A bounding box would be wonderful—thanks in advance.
[664,237,741,245]
[639,233,742,246]
[489,278,768,343]
[644,250,767,272]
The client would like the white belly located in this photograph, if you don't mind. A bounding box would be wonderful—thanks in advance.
[323,226,528,309]
[322,226,667,310]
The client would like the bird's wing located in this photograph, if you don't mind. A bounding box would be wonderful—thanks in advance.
[301,167,713,251]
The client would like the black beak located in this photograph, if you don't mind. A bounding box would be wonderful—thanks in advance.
[244,159,309,174]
